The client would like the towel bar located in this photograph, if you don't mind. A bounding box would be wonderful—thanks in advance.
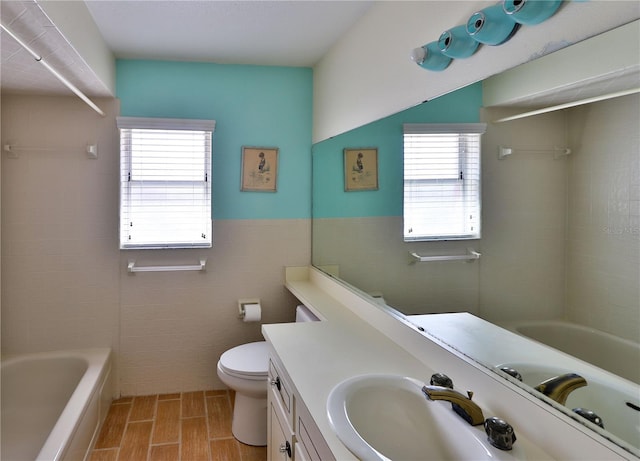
[127,259,207,273]
[409,249,480,263]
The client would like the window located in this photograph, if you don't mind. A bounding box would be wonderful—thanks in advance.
[117,117,215,249]
[403,123,486,241]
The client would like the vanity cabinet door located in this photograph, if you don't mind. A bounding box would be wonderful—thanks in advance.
[295,397,336,461]
[294,442,310,461]
[268,356,294,461]
[268,399,293,461]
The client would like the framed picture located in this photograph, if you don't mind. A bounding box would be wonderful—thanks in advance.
[241,146,278,192]
[344,148,378,191]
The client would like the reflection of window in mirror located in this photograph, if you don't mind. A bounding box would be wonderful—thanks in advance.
[403,123,486,241]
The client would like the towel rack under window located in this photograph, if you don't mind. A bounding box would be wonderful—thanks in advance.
[127,259,207,273]
[409,249,480,264]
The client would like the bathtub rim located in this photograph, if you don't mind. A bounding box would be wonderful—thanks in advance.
[409,313,640,458]
[497,319,640,455]
[1,347,112,461]
[500,318,640,385]
[502,318,640,350]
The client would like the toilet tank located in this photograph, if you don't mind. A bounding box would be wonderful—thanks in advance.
[295,305,320,322]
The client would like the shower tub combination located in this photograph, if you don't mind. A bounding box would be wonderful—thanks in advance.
[506,319,640,384]
[1,348,113,461]
[502,320,640,454]
[408,313,640,454]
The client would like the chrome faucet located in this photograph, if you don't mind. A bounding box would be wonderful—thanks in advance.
[534,373,587,405]
[422,385,485,425]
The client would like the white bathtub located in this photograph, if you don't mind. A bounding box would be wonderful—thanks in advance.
[505,320,640,384]
[1,348,113,461]
[500,320,640,455]
[409,313,640,455]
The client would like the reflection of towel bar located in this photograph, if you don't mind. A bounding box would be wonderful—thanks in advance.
[409,249,480,263]
[3,143,98,158]
[498,146,571,160]
[128,259,207,273]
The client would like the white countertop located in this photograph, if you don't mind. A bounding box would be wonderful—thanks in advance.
[262,277,437,460]
[262,267,635,460]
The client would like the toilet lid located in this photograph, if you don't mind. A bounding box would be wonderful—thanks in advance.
[219,341,269,377]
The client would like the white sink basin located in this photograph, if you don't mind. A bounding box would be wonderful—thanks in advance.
[327,374,535,461]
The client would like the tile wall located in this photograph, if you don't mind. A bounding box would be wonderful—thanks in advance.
[1,94,311,396]
[313,216,481,315]
[312,98,639,336]
[1,95,121,354]
[479,109,568,322]
[481,94,639,340]
[565,94,640,342]
[2,93,636,398]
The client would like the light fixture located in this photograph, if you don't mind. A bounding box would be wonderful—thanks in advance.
[438,25,480,59]
[503,0,563,25]
[411,0,569,72]
[410,42,452,71]
[466,3,519,46]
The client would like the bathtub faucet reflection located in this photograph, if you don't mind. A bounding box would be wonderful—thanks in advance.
[534,373,587,405]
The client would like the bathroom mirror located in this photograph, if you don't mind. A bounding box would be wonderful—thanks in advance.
[312,22,639,455]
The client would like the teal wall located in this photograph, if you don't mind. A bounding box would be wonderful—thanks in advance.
[312,83,483,218]
[117,60,313,220]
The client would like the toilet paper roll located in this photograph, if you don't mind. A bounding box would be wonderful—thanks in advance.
[242,303,261,322]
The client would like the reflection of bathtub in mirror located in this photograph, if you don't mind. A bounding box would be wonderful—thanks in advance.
[495,361,639,452]
[501,320,640,384]
[498,320,640,452]
[407,313,640,457]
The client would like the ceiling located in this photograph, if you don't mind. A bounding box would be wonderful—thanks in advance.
[1,1,638,110]
[84,0,373,66]
[0,0,373,97]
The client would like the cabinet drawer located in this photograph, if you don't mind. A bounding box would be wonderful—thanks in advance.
[269,359,292,422]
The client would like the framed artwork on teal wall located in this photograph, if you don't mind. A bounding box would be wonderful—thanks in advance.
[241,146,278,192]
[344,148,378,191]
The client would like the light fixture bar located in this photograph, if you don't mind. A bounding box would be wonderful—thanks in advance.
[1,22,105,117]
[492,87,640,123]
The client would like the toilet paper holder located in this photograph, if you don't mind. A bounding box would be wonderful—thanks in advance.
[238,298,261,319]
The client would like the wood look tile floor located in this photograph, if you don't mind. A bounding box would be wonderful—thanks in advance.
[90,390,266,461]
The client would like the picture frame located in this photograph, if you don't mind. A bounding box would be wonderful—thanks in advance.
[344,147,378,191]
[241,146,278,192]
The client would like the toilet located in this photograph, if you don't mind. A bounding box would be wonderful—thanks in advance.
[216,305,319,446]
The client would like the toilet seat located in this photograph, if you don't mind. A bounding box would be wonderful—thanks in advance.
[218,341,269,380]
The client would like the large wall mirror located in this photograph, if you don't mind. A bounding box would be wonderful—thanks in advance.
[312,21,639,455]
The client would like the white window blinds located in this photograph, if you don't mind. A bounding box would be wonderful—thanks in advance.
[403,123,486,241]
[117,117,215,249]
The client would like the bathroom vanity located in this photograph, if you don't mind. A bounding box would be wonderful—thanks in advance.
[262,267,636,460]
[267,347,334,461]
[263,268,443,460]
